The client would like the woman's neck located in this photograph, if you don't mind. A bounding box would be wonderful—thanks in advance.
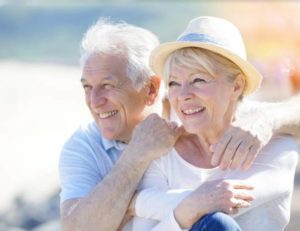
[175,101,237,168]
[175,133,214,168]
[196,129,224,155]
[197,111,234,153]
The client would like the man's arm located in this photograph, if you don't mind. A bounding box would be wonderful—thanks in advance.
[271,94,300,138]
[61,145,150,231]
[60,114,183,231]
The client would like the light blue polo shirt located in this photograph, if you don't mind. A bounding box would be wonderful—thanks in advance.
[59,122,127,203]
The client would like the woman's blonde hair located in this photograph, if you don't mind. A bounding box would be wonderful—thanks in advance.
[163,47,244,89]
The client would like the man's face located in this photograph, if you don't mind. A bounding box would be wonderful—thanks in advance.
[81,53,149,143]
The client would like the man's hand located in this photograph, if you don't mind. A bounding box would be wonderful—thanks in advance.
[211,106,273,170]
[130,113,184,161]
[174,179,255,229]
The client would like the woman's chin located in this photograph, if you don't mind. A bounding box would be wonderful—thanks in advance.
[185,125,205,135]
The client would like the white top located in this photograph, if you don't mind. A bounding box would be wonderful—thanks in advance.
[131,136,299,231]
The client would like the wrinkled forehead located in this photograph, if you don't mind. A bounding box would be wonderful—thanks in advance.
[82,53,128,78]
[84,53,127,70]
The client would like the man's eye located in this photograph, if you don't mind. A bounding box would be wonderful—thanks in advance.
[83,85,92,91]
[103,84,114,89]
[168,81,180,87]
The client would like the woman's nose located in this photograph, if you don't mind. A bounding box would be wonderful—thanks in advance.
[178,83,193,101]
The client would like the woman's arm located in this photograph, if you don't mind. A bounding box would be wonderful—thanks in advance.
[175,135,298,228]
[133,136,298,230]
[225,135,299,217]
[133,154,253,230]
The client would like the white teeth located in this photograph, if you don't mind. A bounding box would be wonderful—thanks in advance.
[99,110,118,119]
[182,107,204,115]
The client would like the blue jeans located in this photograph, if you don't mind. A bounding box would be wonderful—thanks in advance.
[189,212,241,231]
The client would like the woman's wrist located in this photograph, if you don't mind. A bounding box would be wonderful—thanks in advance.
[173,194,205,229]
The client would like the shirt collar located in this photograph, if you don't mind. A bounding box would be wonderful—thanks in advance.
[91,121,127,152]
[102,136,127,151]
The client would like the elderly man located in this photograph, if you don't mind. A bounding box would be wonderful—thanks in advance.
[59,19,300,231]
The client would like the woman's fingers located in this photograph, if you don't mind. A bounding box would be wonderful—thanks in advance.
[234,191,255,202]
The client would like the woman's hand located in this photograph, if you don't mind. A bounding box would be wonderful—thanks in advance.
[174,179,255,229]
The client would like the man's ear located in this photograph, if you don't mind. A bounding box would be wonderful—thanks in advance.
[232,74,245,100]
[146,75,161,105]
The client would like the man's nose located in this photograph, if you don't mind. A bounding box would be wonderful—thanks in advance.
[90,88,107,109]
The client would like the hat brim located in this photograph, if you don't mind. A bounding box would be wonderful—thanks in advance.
[150,41,262,96]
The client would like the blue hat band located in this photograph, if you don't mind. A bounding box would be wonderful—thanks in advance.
[177,33,223,46]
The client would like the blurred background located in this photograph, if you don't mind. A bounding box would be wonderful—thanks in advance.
[0,0,299,230]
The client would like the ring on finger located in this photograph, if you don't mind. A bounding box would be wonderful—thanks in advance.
[233,200,242,209]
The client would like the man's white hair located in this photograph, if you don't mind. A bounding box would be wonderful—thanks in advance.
[80,18,160,90]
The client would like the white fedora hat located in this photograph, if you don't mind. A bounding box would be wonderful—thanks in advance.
[150,16,262,95]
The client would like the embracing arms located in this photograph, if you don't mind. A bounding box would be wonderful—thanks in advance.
[211,94,300,170]
[269,94,300,137]
[133,136,298,230]
[60,114,183,231]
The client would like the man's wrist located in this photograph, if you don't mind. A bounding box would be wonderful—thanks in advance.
[121,144,153,170]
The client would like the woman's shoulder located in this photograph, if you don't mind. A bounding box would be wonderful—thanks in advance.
[263,135,298,154]
[255,135,299,168]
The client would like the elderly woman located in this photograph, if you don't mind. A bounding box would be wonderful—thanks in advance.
[130,17,299,231]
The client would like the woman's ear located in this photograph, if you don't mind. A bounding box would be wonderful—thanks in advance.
[232,74,245,100]
[162,94,171,120]
[146,75,161,105]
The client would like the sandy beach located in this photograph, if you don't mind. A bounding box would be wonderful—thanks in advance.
[0,61,299,230]
[0,61,91,209]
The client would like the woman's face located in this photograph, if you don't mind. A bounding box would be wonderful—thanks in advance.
[168,62,241,136]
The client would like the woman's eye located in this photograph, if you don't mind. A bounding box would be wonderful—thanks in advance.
[193,78,206,84]
[168,81,180,87]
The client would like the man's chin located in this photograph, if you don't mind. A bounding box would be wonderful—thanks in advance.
[102,130,127,143]
[102,131,118,140]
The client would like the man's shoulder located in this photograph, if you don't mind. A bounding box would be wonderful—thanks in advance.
[60,121,105,159]
[65,121,101,145]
